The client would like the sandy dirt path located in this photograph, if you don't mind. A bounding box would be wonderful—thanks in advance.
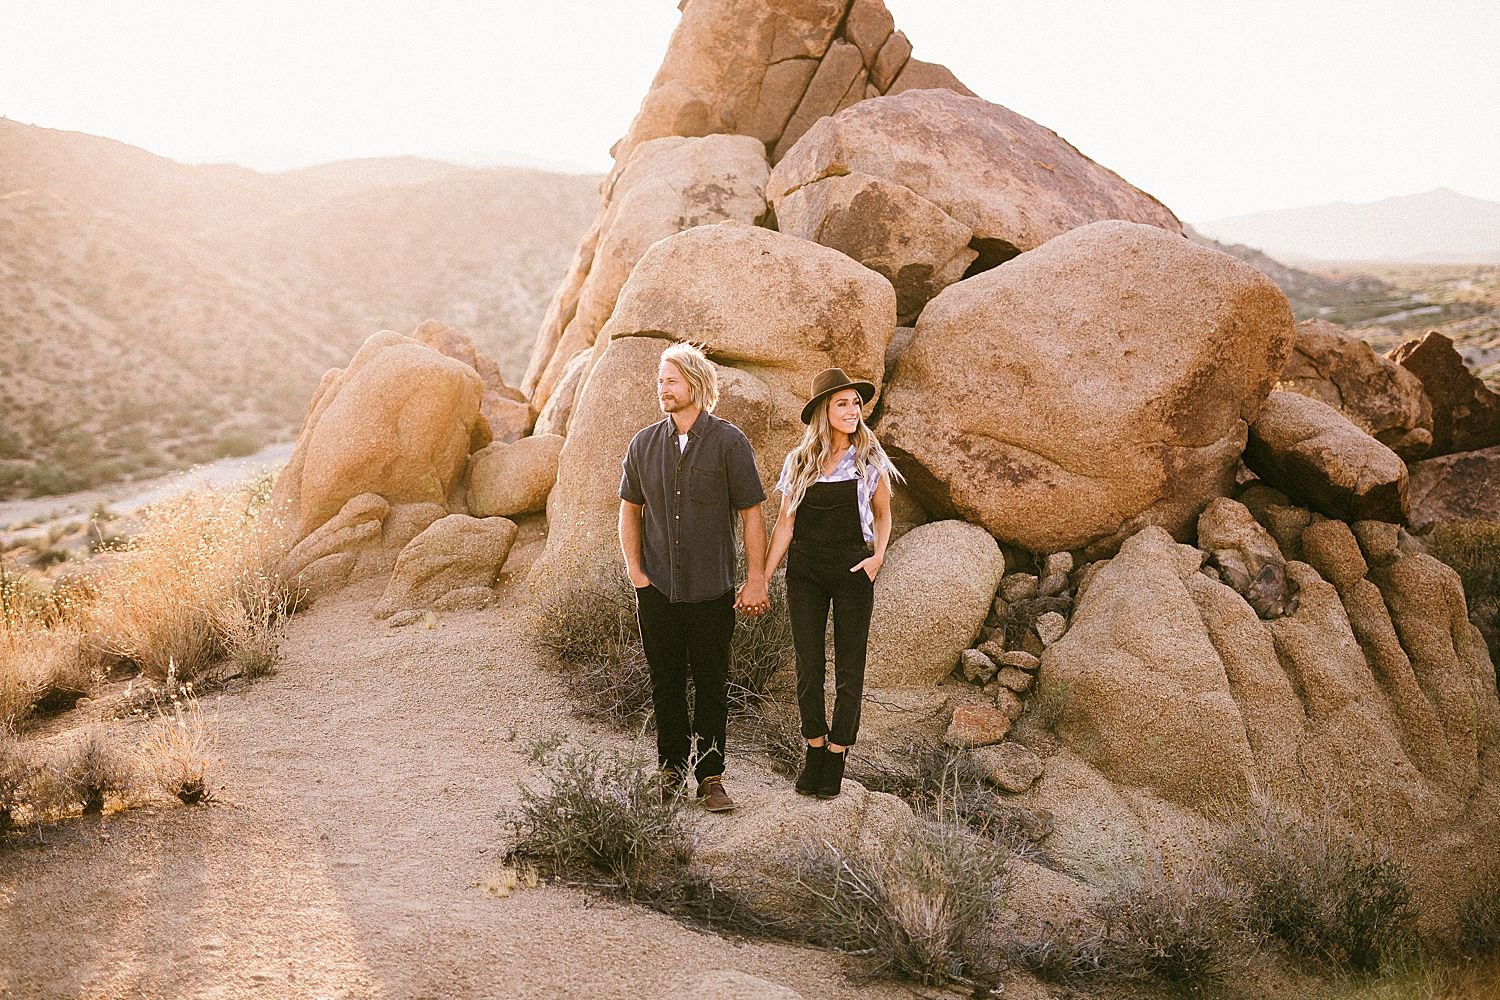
[0,570,915,1000]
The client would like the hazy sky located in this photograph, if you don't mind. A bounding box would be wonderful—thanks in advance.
[3,0,1497,221]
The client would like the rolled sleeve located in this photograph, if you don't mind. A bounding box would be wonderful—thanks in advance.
[726,432,767,510]
[619,440,645,504]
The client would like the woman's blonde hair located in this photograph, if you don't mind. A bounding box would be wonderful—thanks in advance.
[660,342,719,412]
[781,390,902,513]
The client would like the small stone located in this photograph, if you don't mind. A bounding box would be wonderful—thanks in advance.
[1037,571,1070,598]
[1042,552,1074,577]
[970,742,1044,793]
[995,650,1041,672]
[960,648,998,684]
[1000,573,1039,602]
[977,640,1008,663]
[995,668,1033,693]
[991,594,1010,621]
[386,609,425,628]
[994,687,1024,721]
[945,704,1012,748]
[1020,630,1045,656]
[1034,611,1067,646]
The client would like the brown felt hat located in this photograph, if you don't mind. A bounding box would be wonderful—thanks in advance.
[800,367,876,424]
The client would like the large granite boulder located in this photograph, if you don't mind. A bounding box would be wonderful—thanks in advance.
[596,221,896,403]
[527,134,769,411]
[878,220,1295,556]
[865,520,1005,687]
[467,434,564,518]
[411,319,529,443]
[272,331,483,545]
[374,514,519,619]
[1407,444,1500,532]
[769,90,1182,317]
[1244,391,1410,523]
[1390,331,1500,457]
[1031,523,1500,877]
[1278,318,1433,459]
[279,494,446,603]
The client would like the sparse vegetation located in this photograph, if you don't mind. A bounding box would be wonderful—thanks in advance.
[89,475,296,683]
[1426,519,1500,659]
[508,744,693,894]
[0,725,35,831]
[46,724,137,815]
[1458,871,1500,960]
[794,816,1008,987]
[1224,799,1419,974]
[137,695,217,805]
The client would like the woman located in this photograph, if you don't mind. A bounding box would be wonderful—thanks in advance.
[765,367,901,799]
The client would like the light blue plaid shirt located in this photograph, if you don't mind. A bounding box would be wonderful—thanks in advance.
[775,447,883,545]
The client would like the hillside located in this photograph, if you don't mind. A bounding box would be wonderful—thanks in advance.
[1197,187,1500,263]
[0,120,600,498]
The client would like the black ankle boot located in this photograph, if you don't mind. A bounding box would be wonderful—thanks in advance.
[816,748,846,799]
[795,743,828,796]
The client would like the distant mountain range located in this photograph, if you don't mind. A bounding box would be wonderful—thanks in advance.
[0,120,599,498]
[1196,188,1500,263]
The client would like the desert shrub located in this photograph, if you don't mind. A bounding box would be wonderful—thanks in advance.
[1458,871,1500,959]
[138,695,217,805]
[1224,800,1419,973]
[532,572,793,726]
[0,726,35,830]
[1000,918,1109,985]
[795,817,1008,987]
[0,570,99,726]
[46,724,137,815]
[89,478,295,682]
[508,745,693,894]
[1428,519,1500,604]
[210,427,262,460]
[1094,858,1254,990]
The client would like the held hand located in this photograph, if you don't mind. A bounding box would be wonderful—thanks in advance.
[737,578,770,617]
[851,555,882,582]
[627,566,651,589]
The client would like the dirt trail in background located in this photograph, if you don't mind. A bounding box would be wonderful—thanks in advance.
[0,569,905,999]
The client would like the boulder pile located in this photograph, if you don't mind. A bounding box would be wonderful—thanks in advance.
[268,0,1500,932]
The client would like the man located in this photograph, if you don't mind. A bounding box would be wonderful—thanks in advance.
[619,342,769,813]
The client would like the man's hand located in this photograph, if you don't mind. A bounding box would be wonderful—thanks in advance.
[627,566,651,589]
[851,554,883,582]
[736,576,770,617]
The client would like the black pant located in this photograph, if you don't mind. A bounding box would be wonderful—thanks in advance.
[635,583,733,781]
[787,545,874,747]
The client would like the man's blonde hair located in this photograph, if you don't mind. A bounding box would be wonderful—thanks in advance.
[660,341,719,412]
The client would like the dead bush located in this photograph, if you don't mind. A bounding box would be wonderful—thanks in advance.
[794,816,1008,987]
[0,725,36,831]
[138,695,217,805]
[1224,799,1419,974]
[46,724,137,815]
[89,477,294,683]
[1458,870,1500,960]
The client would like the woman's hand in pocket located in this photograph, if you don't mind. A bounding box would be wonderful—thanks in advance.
[851,555,882,582]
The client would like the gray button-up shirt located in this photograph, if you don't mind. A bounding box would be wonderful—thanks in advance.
[619,409,766,604]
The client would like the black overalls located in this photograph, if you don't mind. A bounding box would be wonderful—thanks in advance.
[786,477,875,746]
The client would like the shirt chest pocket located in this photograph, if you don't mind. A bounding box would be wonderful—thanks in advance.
[690,465,727,505]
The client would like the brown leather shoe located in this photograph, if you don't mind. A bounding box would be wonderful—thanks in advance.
[696,775,736,812]
[657,767,686,805]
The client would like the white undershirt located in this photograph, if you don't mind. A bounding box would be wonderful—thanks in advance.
[677,432,688,452]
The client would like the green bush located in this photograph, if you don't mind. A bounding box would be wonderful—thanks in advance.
[1224,801,1419,974]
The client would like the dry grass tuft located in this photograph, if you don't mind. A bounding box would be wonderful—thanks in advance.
[43,724,138,815]
[138,694,218,805]
[0,725,36,831]
[88,474,296,683]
